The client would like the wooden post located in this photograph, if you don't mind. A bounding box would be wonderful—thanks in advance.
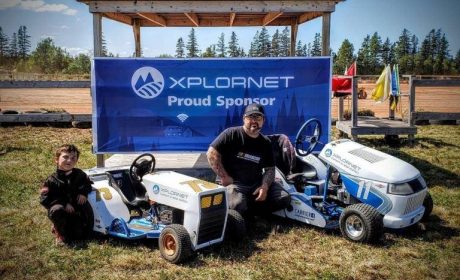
[93,13,103,57]
[93,13,105,167]
[133,18,141,57]
[409,76,415,126]
[408,76,415,143]
[321,12,331,56]
[351,76,358,141]
[338,97,344,121]
[290,18,298,56]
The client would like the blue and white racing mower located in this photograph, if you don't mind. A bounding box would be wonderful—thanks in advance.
[272,119,433,243]
[85,154,245,263]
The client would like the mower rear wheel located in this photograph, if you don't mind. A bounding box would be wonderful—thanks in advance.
[422,192,433,221]
[159,224,192,264]
[339,203,383,243]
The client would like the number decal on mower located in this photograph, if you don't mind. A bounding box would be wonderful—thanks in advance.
[95,187,113,201]
[357,181,371,200]
[180,179,218,193]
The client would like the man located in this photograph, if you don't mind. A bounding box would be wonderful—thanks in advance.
[207,103,291,218]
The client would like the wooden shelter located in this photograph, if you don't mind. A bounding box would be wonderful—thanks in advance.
[77,0,344,167]
[77,0,344,57]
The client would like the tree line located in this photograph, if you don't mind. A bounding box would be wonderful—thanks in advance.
[1,25,459,76]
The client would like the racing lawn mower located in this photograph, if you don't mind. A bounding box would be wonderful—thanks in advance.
[271,119,433,243]
[85,154,245,263]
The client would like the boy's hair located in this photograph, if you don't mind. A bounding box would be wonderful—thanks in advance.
[55,144,80,159]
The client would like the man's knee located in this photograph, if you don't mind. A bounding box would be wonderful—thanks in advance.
[226,184,248,214]
[48,204,66,220]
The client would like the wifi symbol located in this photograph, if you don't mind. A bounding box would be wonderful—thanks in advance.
[177,113,189,123]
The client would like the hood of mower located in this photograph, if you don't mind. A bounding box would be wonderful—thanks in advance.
[319,139,420,184]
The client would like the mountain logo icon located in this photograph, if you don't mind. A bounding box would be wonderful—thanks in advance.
[131,66,165,99]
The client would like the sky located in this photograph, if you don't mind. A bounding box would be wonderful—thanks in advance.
[0,0,459,58]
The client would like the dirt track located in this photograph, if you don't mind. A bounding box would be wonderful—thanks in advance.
[1,84,459,119]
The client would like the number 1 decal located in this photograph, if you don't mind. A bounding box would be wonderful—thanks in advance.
[357,181,371,200]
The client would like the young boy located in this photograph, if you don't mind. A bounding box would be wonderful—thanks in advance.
[40,144,93,245]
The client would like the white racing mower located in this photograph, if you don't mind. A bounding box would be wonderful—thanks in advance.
[272,119,433,243]
[84,154,245,263]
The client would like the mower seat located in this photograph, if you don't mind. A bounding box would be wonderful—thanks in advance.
[268,134,317,184]
[105,170,150,209]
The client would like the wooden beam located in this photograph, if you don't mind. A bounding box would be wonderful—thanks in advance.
[103,12,132,25]
[298,12,321,24]
[229,12,236,26]
[184,12,199,26]
[262,12,283,26]
[133,18,141,57]
[321,12,331,56]
[87,1,338,13]
[137,12,166,26]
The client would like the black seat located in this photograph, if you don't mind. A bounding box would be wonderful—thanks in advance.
[267,134,317,184]
[105,170,150,209]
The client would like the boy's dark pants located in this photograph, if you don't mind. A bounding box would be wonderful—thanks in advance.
[48,204,90,241]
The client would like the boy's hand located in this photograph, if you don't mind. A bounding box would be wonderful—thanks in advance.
[76,194,87,205]
[65,203,75,213]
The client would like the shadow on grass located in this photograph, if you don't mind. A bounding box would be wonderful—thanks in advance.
[357,138,459,189]
[384,214,459,243]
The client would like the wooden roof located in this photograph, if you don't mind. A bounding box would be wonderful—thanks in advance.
[77,1,344,27]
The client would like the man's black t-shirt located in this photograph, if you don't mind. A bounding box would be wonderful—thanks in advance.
[210,126,274,187]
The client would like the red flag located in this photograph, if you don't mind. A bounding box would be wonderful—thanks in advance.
[345,61,356,76]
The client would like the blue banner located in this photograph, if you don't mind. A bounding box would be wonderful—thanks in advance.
[92,58,331,153]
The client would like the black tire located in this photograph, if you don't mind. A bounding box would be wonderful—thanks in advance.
[422,192,433,221]
[339,203,383,243]
[159,224,192,264]
[225,209,246,241]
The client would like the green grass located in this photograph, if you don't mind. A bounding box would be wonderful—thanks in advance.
[0,126,459,279]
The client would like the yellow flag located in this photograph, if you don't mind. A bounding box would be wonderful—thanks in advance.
[371,65,391,102]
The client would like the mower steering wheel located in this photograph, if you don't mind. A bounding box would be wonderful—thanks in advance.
[295,118,322,157]
[129,153,156,183]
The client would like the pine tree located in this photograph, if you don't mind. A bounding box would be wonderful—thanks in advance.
[186,28,200,57]
[454,49,460,74]
[333,39,355,74]
[280,27,290,56]
[357,35,371,74]
[202,45,217,57]
[8,32,18,59]
[0,27,9,60]
[257,27,271,57]
[216,32,226,57]
[17,25,31,59]
[381,37,394,66]
[310,33,322,56]
[394,29,412,74]
[369,32,382,74]
[249,31,260,57]
[175,37,185,58]
[228,31,239,57]
[271,29,281,57]
[295,40,303,56]
[238,47,246,57]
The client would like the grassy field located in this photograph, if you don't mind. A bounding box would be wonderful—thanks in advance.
[0,126,459,280]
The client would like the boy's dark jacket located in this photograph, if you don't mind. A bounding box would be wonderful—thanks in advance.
[40,168,93,209]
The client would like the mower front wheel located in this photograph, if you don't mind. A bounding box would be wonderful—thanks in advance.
[339,203,383,243]
[422,192,433,221]
[225,209,246,241]
[159,224,192,264]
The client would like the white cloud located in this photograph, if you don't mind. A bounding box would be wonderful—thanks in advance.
[65,47,91,56]
[0,0,77,16]
[60,25,69,29]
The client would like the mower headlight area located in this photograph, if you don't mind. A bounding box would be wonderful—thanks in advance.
[201,193,225,209]
[388,182,414,195]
